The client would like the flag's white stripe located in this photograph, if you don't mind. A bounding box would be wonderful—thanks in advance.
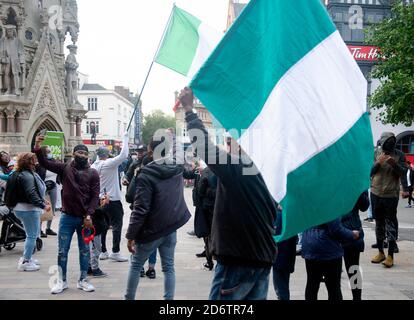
[239,31,367,202]
[187,22,222,79]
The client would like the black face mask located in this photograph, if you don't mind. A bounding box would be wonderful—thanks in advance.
[382,139,396,154]
[74,156,88,168]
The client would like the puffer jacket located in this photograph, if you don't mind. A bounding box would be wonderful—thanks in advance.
[371,132,408,198]
[125,158,191,244]
[302,218,355,261]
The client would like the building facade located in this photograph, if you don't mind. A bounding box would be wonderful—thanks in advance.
[227,0,414,159]
[78,80,135,154]
[0,0,86,155]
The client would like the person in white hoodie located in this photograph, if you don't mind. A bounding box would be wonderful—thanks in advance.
[92,132,130,262]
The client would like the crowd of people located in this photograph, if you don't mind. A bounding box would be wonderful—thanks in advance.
[0,87,410,300]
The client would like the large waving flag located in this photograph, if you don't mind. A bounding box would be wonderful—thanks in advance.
[155,5,222,79]
[190,0,374,241]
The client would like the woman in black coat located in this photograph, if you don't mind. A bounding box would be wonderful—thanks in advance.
[341,191,370,301]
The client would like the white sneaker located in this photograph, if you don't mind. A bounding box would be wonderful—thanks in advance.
[17,260,40,272]
[18,257,40,266]
[99,252,109,260]
[77,279,95,292]
[50,280,68,294]
[109,252,128,262]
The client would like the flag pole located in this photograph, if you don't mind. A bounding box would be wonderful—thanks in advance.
[126,4,176,133]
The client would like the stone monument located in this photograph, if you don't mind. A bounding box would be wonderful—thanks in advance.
[0,0,86,154]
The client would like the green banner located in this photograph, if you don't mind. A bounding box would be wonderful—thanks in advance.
[41,131,65,160]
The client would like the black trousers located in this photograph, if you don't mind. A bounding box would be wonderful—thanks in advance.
[408,186,414,206]
[305,258,343,301]
[371,193,398,254]
[101,201,124,254]
[343,247,362,301]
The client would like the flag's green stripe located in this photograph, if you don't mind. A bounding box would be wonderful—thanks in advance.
[155,6,201,76]
[275,113,374,242]
[190,0,336,133]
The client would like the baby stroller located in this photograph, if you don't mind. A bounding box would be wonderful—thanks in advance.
[0,206,43,253]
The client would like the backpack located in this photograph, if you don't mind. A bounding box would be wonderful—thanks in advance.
[4,172,20,208]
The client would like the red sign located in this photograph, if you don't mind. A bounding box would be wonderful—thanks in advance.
[347,45,380,62]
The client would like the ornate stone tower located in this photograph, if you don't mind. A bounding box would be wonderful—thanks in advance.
[0,0,86,154]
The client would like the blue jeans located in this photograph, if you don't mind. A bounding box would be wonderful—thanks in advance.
[148,250,157,267]
[125,232,177,300]
[209,263,271,300]
[273,267,291,300]
[58,213,90,281]
[14,210,41,261]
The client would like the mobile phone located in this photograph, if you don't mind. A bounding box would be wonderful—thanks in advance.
[38,129,47,136]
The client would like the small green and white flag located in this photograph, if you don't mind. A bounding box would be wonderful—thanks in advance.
[190,0,374,241]
[155,6,222,79]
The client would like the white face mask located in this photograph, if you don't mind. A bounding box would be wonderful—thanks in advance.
[131,155,138,160]
[47,154,53,160]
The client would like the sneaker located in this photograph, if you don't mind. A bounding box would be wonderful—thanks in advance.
[371,252,386,264]
[19,257,40,266]
[50,280,68,294]
[99,252,109,260]
[46,228,57,236]
[92,268,108,278]
[145,269,156,279]
[77,279,95,292]
[109,252,128,262]
[382,255,394,268]
[372,242,388,249]
[196,251,206,258]
[40,231,47,238]
[140,268,145,277]
[17,260,40,272]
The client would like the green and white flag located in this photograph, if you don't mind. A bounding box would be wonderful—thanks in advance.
[155,6,222,78]
[190,0,374,241]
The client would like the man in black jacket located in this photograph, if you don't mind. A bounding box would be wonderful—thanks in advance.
[124,136,191,300]
[178,87,277,300]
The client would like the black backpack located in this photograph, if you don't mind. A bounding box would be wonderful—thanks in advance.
[4,172,21,208]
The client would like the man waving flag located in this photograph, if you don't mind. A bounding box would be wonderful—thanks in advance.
[190,0,374,241]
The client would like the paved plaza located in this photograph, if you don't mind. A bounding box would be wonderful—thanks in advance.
[0,188,413,300]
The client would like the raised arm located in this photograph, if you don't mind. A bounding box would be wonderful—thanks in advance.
[101,132,130,168]
[179,87,240,183]
[33,134,65,175]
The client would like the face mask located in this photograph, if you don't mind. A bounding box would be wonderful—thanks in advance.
[47,154,53,160]
[131,155,138,161]
[74,156,88,168]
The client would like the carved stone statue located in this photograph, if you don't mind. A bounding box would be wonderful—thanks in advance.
[65,44,79,106]
[0,25,26,96]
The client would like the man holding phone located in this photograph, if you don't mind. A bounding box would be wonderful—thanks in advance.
[370,132,408,268]
[34,132,100,294]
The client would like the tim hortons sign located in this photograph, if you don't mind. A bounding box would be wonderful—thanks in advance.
[347,45,380,62]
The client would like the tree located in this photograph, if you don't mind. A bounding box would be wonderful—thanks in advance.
[142,109,176,144]
[367,3,414,126]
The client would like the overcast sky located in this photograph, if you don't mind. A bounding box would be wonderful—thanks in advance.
[76,0,234,116]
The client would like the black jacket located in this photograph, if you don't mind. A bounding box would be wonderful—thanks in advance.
[125,159,191,244]
[186,112,277,268]
[16,171,46,209]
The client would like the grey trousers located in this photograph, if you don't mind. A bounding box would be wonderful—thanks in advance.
[89,234,102,270]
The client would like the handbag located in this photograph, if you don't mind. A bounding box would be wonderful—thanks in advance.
[40,195,54,222]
